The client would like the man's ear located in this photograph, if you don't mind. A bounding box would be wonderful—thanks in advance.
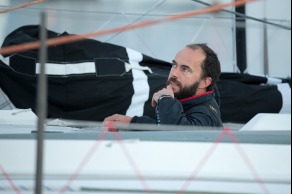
[199,77,212,89]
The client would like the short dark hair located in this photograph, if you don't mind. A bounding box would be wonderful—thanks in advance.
[186,43,221,91]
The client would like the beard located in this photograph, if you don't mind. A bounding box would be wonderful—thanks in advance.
[167,77,200,100]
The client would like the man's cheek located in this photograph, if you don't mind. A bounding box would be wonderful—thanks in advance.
[172,85,180,93]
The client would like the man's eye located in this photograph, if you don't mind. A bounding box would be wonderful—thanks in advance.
[172,64,177,68]
[182,67,190,73]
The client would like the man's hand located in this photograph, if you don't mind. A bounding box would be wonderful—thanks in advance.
[103,114,132,124]
[151,85,174,107]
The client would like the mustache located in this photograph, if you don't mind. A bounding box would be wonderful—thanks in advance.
[167,77,181,87]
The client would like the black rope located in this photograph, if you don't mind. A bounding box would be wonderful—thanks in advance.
[192,0,291,31]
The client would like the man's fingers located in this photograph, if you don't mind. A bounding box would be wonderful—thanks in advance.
[104,114,118,122]
[151,97,157,107]
[152,92,160,107]
[167,85,174,92]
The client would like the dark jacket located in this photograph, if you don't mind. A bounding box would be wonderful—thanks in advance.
[131,91,223,127]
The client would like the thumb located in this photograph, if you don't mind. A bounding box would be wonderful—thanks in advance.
[167,85,174,97]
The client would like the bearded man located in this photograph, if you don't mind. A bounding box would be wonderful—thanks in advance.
[104,43,223,127]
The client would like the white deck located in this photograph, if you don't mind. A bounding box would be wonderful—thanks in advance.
[0,111,291,194]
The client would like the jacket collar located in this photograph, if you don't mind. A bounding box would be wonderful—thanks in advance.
[179,90,214,103]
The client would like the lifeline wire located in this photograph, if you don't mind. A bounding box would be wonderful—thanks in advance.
[0,0,46,14]
[0,0,256,56]
[192,0,291,30]
[106,0,168,42]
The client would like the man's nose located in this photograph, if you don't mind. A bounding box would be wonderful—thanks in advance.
[170,67,180,77]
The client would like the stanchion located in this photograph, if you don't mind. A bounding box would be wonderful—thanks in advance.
[35,11,47,194]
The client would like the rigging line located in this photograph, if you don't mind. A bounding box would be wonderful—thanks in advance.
[210,15,235,60]
[0,89,13,110]
[0,0,255,56]
[59,131,109,194]
[0,4,253,20]
[179,128,270,194]
[192,0,291,31]
[0,0,46,14]
[178,128,228,194]
[95,14,117,32]
[121,14,157,57]
[112,131,153,194]
[59,122,153,194]
[0,164,21,194]
[227,129,271,194]
[106,0,167,42]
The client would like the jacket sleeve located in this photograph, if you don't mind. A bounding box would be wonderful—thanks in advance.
[157,97,216,126]
[131,116,156,124]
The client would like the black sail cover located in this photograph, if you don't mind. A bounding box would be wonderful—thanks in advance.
[0,25,290,123]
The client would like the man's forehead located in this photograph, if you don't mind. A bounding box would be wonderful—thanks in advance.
[174,47,206,65]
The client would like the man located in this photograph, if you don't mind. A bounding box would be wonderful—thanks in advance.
[104,43,223,127]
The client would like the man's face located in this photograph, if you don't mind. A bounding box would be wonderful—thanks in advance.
[167,77,200,99]
[167,47,206,99]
